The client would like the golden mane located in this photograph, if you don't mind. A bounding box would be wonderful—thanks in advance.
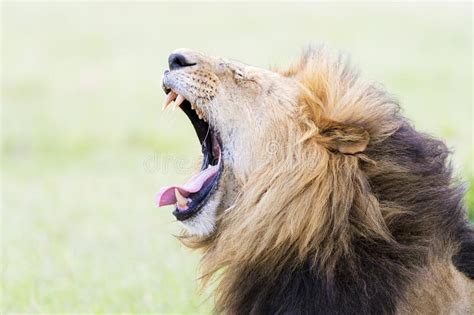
[180,47,472,313]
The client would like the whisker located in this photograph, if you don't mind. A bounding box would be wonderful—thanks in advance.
[202,124,211,146]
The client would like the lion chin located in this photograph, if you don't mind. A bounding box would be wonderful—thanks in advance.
[156,46,473,314]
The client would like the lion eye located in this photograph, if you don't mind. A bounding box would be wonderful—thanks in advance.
[234,69,244,80]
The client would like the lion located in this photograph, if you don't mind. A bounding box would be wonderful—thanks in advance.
[156,46,473,314]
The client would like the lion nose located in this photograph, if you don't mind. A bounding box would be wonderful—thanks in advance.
[168,53,196,70]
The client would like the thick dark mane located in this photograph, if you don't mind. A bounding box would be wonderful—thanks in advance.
[367,122,474,281]
[366,122,468,256]
[453,231,474,279]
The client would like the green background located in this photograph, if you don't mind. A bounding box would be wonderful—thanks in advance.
[2,2,472,313]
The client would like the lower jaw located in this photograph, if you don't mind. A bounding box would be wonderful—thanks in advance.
[172,161,223,221]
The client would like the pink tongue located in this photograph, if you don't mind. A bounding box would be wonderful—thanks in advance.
[156,164,219,207]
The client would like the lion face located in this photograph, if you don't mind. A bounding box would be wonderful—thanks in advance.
[157,49,300,236]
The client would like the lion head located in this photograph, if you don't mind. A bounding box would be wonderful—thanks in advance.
[156,47,471,313]
[157,47,399,240]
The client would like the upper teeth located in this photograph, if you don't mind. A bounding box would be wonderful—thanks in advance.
[162,90,206,121]
[162,91,177,110]
[174,94,186,109]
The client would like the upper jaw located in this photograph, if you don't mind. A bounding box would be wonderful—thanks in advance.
[161,73,207,121]
[161,72,191,102]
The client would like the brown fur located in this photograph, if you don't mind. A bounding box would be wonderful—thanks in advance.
[400,259,473,314]
[169,47,472,314]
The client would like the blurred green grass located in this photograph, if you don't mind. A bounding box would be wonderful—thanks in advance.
[1,2,472,313]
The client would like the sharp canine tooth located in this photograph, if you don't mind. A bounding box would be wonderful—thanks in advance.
[175,189,188,208]
[174,94,186,108]
[162,91,177,110]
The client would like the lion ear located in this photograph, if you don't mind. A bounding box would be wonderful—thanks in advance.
[319,122,370,154]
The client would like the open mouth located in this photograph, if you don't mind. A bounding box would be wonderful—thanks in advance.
[156,88,222,221]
